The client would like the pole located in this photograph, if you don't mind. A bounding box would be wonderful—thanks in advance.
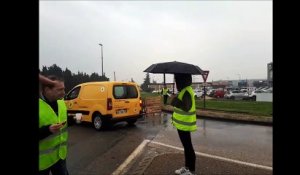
[201,70,209,109]
[203,85,206,108]
[99,43,103,76]
[101,45,103,76]
[114,71,116,81]
[173,76,175,95]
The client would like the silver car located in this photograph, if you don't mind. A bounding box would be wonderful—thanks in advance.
[225,90,248,100]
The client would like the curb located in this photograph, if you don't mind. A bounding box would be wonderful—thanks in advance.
[161,105,272,126]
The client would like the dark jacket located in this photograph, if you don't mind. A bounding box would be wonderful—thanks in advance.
[171,73,193,112]
[170,90,192,112]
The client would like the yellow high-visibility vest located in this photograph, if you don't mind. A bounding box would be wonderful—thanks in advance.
[39,99,68,171]
[162,88,168,95]
[172,86,197,132]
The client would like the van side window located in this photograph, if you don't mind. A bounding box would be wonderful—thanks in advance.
[66,87,81,100]
[113,85,138,99]
[114,86,126,99]
[127,86,138,98]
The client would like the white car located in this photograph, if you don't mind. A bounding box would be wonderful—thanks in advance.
[224,90,248,100]
[194,90,203,98]
[247,89,265,100]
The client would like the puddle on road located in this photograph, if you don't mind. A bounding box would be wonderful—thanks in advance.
[137,112,170,128]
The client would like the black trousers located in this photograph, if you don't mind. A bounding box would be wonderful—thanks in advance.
[177,129,196,171]
[39,159,69,175]
[163,95,168,104]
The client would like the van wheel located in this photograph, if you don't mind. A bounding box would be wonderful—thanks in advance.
[93,115,103,130]
[127,119,137,126]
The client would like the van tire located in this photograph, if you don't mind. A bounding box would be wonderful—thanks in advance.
[127,119,137,126]
[93,114,103,131]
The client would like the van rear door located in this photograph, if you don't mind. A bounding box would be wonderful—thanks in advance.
[112,84,140,118]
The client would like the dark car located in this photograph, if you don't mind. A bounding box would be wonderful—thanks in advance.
[213,90,225,98]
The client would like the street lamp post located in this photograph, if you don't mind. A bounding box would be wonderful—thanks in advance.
[99,43,103,76]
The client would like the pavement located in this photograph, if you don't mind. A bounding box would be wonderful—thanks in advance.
[118,105,272,175]
[123,142,272,175]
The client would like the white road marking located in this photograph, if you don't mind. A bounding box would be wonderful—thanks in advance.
[150,140,272,171]
[111,139,150,175]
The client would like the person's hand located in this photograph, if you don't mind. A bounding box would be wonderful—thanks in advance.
[49,123,64,134]
[169,94,178,105]
[39,74,56,86]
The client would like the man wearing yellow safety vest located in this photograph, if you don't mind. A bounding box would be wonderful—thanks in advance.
[161,85,169,105]
[39,75,69,175]
[170,73,196,175]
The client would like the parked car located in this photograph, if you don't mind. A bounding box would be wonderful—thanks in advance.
[263,87,273,93]
[246,89,265,100]
[207,89,215,97]
[224,90,248,100]
[213,89,225,98]
[194,88,206,98]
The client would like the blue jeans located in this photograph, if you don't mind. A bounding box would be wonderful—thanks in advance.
[39,159,69,175]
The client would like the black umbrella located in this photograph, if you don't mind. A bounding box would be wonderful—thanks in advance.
[144,61,208,107]
[143,61,204,90]
[143,61,203,75]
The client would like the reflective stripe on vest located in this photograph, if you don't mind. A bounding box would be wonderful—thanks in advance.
[172,86,197,132]
[173,108,196,115]
[40,141,68,155]
[172,117,196,126]
[39,99,68,171]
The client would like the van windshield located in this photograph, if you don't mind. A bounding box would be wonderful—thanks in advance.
[113,85,138,99]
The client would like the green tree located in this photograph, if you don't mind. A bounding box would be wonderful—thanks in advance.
[40,64,110,93]
[63,67,73,93]
[90,72,100,82]
[47,64,63,77]
[141,73,153,92]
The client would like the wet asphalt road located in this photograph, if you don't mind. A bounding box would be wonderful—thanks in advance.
[154,113,273,167]
[67,113,272,175]
[67,116,164,175]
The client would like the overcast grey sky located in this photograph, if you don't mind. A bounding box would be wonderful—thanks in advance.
[39,1,272,85]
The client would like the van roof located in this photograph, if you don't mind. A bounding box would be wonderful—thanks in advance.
[78,81,137,86]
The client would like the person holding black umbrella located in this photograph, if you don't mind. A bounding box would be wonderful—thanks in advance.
[170,73,197,175]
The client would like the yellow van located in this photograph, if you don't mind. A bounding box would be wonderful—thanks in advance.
[64,81,143,130]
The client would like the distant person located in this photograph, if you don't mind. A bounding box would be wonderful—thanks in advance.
[39,75,69,175]
[161,85,169,105]
[170,73,197,175]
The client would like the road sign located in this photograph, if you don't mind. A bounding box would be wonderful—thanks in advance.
[202,70,209,83]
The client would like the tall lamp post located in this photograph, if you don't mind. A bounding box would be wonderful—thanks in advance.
[236,73,241,87]
[99,43,103,76]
